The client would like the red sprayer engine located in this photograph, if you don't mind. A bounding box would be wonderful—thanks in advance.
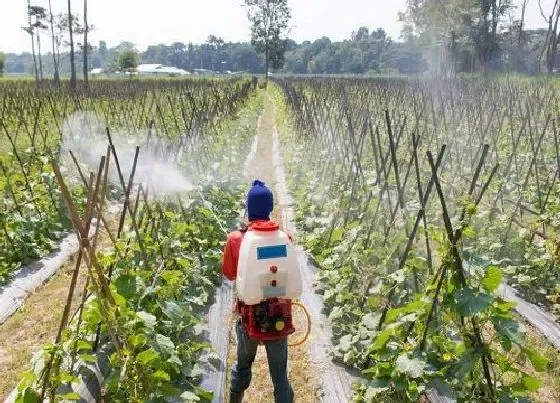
[238,299,295,341]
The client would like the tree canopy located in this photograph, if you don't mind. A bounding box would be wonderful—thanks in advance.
[117,49,138,70]
[1,20,554,78]
[245,0,291,82]
[399,0,551,74]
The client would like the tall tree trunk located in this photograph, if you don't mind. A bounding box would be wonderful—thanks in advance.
[547,3,560,74]
[56,45,62,78]
[265,43,269,86]
[516,0,527,72]
[48,0,59,84]
[83,0,89,85]
[68,0,76,88]
[27,0,39,82]
[37,31,44,80]
[518,0,527,48]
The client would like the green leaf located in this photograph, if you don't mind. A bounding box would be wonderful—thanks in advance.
[330,228,343,243]
[115,274,137,299]
[491,315,524,348]
[128,333,147,349]
[180,391,201,402]
[58,392,81,401]
[482,266,502,293]
[361,313,380,330]
[453,348,482,378]
[160,270,184,285]
[150,369,170,382]
[75,340,92,351]
[137,311,157,329]
[395,354,426,378]
[137,348,159,365]
[160,301,184,322]
[371,327,393,351]
[155,333,175,354]
[167,354,183,367]
[20,388,41,403]
[193,386,214,401]
[496,300,517,314]
[462,225,476,239]
[522,347,548,372]
[158,383,182,397]
[387,300,426,322]
[338,334,354,352]
[520,376,541,392]
[364,378,390,399]
[454,287,492,316]
[79,354,97,363]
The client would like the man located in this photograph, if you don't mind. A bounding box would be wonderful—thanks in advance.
[222,180,295,403]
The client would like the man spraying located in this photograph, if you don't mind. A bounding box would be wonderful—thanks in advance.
[222,180,302,403]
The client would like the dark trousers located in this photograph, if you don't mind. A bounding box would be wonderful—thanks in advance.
[230,319,294,403]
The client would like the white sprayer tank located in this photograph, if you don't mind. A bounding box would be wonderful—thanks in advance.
[236,225,302,305]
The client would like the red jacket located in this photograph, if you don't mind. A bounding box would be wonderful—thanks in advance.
[222,220,289,281]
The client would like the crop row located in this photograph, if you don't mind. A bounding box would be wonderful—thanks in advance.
[0,79,255,284]
[13,85,263,402]
[274,78,557,402]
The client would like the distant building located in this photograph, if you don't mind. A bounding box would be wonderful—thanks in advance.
[192,68,216,75]
[90,68,104,75]
[137,64,190,76]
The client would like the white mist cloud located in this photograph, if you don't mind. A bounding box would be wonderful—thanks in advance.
[61,112,193,196]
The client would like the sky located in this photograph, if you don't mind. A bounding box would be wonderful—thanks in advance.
[0,0,555,54]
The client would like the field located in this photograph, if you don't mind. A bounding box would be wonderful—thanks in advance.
[0,76,559,403]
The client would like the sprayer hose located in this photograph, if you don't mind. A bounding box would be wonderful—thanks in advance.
[289,301,311,347]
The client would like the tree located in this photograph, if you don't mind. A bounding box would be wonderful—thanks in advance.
[207,35,225,71]
[83,0,89,84]
[473,0,512,71]
[53,12,82,77]
[400,0,514,73]
[518,0,528,55]
[230,43,262,72]
[539,0,560,74]
[30,6,48,80]
[68,0,77,88]
[245,0,291,84]
[169,42,186,68]
[48,0,60,83]
[99,40,107,57]
[0,52,5,77]
[118,49,139,71]
[400,0,477,75]
[23,0,38,81]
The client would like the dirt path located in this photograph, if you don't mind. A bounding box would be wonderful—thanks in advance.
[226,92,317,402]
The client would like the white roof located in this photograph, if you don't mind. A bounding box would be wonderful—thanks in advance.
[137,64,163,72]
[137,64,190,75]
[90,68,104,74]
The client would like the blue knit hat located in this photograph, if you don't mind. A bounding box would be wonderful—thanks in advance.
[246,180,273,221]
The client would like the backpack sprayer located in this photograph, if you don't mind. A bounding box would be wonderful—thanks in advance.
[236,220,302,342]
[197,189,311,347]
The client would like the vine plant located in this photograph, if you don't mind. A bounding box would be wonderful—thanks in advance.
[272,78,554,402]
